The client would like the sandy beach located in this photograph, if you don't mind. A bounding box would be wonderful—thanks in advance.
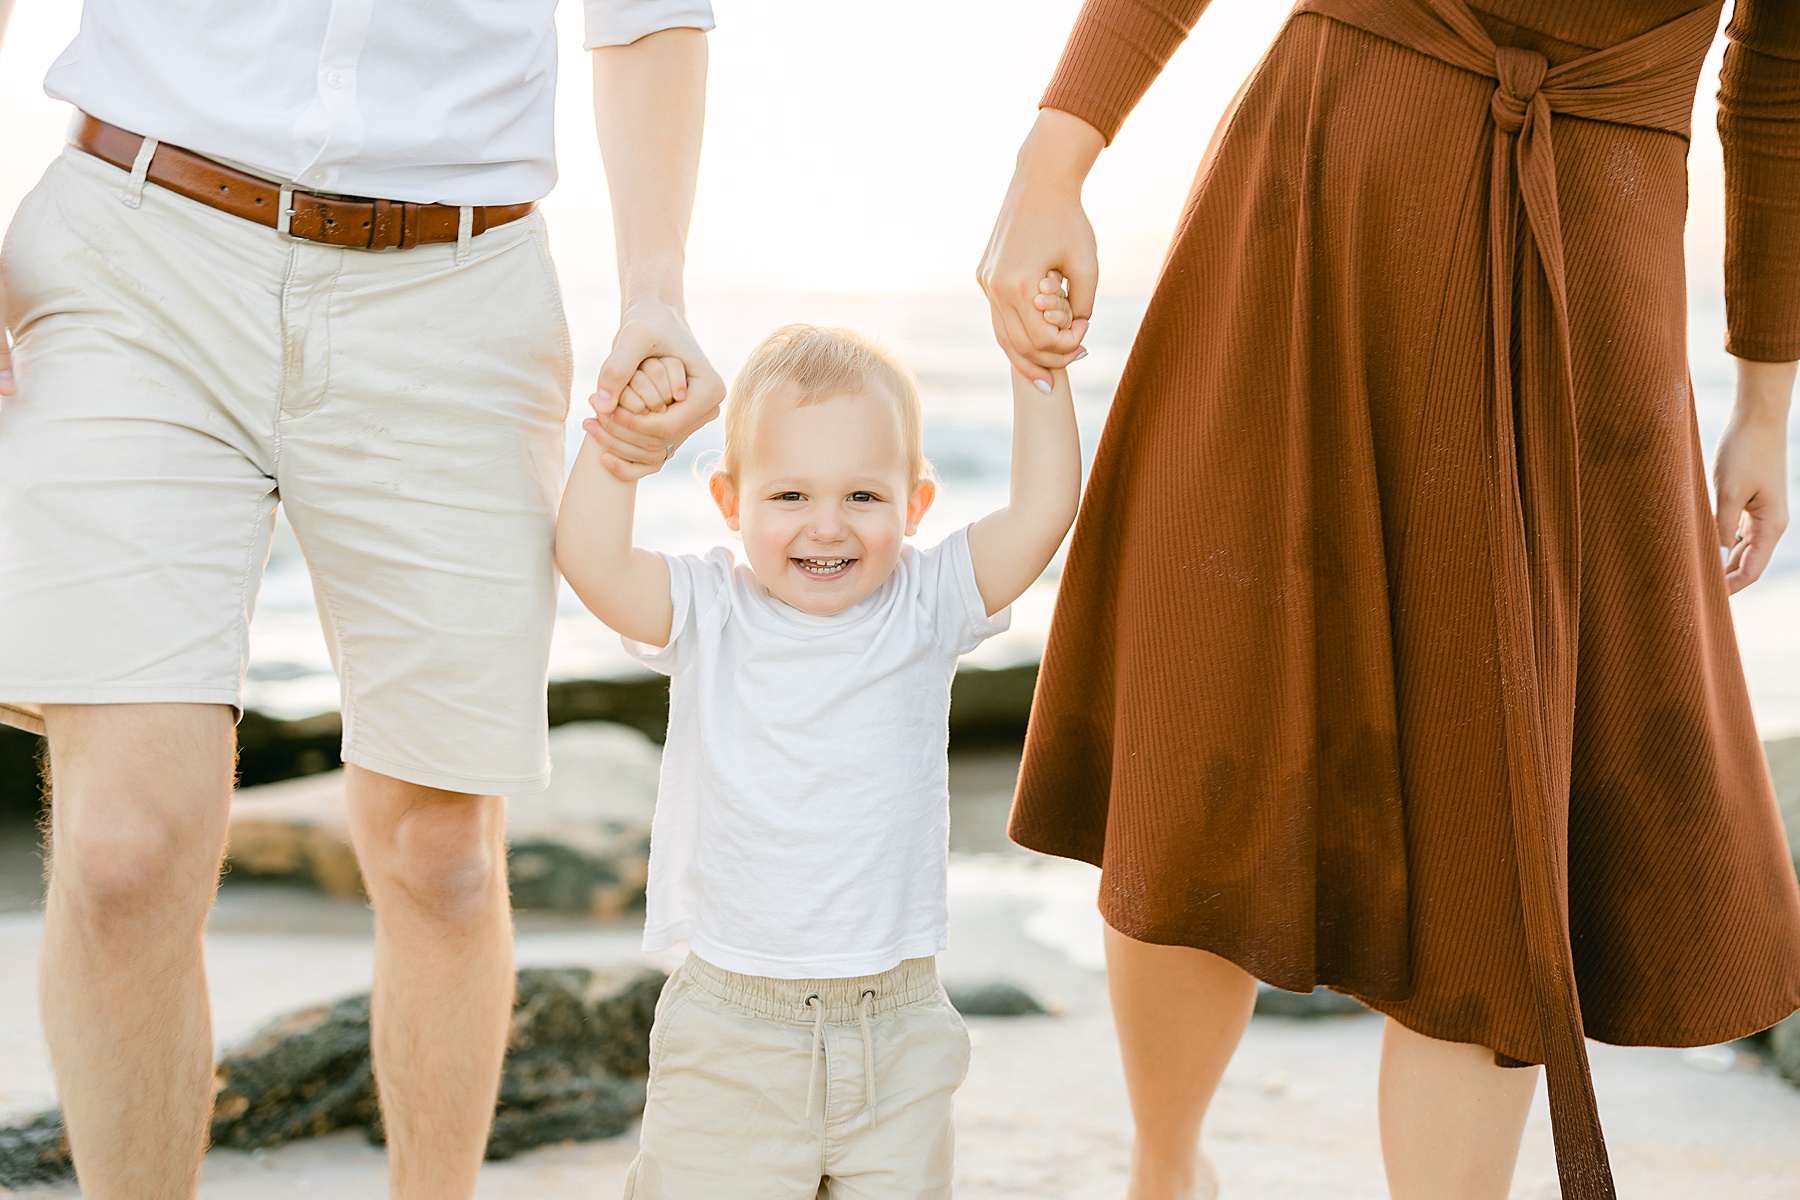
[1,748,1796,1200]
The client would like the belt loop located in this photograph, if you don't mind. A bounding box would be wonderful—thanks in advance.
[455,205,474,264]
[277,186,296,237]
[121,137,158,209]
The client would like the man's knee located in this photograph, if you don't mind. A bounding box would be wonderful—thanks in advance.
[51,800,221,936]
[41,704,234,938]
[349,770,505,923]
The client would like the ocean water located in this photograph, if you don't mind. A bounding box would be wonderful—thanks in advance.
[245,286,1800,736]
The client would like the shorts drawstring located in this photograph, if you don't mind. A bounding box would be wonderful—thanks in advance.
[804,993,824,1119]
[858,988,877,1127]
[803,988,880,1126]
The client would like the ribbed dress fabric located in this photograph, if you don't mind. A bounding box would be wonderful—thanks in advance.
[1009,1,1800,1197]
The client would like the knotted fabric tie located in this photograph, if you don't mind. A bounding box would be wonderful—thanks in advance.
[1490,45,1547,133]
[1291,1,1722,1197]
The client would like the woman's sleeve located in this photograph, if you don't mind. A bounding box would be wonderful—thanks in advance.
[1718,0,1800,362]
[1039,0,1214,145]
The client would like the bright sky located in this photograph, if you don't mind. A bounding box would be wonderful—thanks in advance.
[1,1,1733,301]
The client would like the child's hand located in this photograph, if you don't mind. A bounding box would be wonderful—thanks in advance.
[610,355,689,415]
[1033,270,1076,332]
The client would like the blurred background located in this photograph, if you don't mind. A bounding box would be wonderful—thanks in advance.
[1,2,1797,1196]
[5,0,1792,730]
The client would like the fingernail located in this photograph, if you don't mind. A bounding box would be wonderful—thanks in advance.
[1035,378,1053,394]
[1074,348,1089,362]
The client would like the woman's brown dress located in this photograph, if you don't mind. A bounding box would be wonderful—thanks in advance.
[1010,0,1800,1194]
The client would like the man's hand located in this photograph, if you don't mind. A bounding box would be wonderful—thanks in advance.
[1715,357,1795,593]
[585,303,725,480]
[591,26,713,482]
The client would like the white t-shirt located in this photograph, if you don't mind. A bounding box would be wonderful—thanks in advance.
[626,528,1009,979]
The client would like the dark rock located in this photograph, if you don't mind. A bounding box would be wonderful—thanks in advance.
[0,965,668,1183]
[1254,985,1366,1018]
[364,967,663,1157]
[236,709,345,790]
[227,723,662,915]
[947,664,1040,745]
[0,1110,72,1189]
[210,994,377,1149]
[1772,1009,1800,1087]
[0,723,45,822]
[486,1076,643,1160]
[945,981,1049,1017]
[545,665,1042,748]
[487,967,659,1155]
[504,726,660,917]
[547,676,674,745]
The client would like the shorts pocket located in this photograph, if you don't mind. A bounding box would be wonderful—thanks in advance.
[647,976,698,1070]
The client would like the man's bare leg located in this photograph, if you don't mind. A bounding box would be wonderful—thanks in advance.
[1105,925,1259,1200]
[38,703,236,1200]
[344,764,513,1200]
[1379,1017,1539,1199]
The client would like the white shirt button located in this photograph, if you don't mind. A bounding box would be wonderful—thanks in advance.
[326,70,345,88]
[307,169,328,185]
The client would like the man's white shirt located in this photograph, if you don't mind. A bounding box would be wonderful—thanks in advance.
[44,0,715,205]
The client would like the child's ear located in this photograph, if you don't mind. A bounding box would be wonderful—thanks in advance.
[904,478,936,537]
[709,471,742,531]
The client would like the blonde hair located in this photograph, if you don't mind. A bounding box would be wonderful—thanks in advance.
[720,324,927,484]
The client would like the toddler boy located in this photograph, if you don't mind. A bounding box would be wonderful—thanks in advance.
[555,287,1080,1199]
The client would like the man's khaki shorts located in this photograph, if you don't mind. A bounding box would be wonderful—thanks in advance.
[0,147,571,793]
[628,955,971,1200]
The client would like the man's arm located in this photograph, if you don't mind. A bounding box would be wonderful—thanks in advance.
[588,27,723,479]
[966,368,1082,616]
[555,438,675,646]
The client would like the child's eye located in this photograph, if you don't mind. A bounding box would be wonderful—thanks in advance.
[848,491,880,504]
[771,492,807,503]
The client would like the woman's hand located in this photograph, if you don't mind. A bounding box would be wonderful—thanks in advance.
[978,109,1106,391]
[1714,358,1795,593]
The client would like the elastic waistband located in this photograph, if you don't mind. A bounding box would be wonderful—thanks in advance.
[682,954,941,1023]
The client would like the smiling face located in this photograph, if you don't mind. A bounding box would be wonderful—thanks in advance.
[711,385,935,616]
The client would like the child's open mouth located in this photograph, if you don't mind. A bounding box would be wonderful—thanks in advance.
[795,557,855,580]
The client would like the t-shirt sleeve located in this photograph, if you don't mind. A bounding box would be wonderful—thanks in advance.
[621,549,730,675]
[1718,0,1800,362]
[921,527,1012,657]
[583,0,715,51]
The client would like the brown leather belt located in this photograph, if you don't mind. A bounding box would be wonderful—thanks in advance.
[72,114,535,251]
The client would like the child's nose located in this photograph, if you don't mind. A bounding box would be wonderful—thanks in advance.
[808,510,849,541]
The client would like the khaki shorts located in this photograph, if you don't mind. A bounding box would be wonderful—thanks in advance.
[628,955,971,1200]
[0,147,571,793]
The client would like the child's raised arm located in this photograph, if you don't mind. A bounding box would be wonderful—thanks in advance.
[966,364,1082,616]
[554,364,681,648]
